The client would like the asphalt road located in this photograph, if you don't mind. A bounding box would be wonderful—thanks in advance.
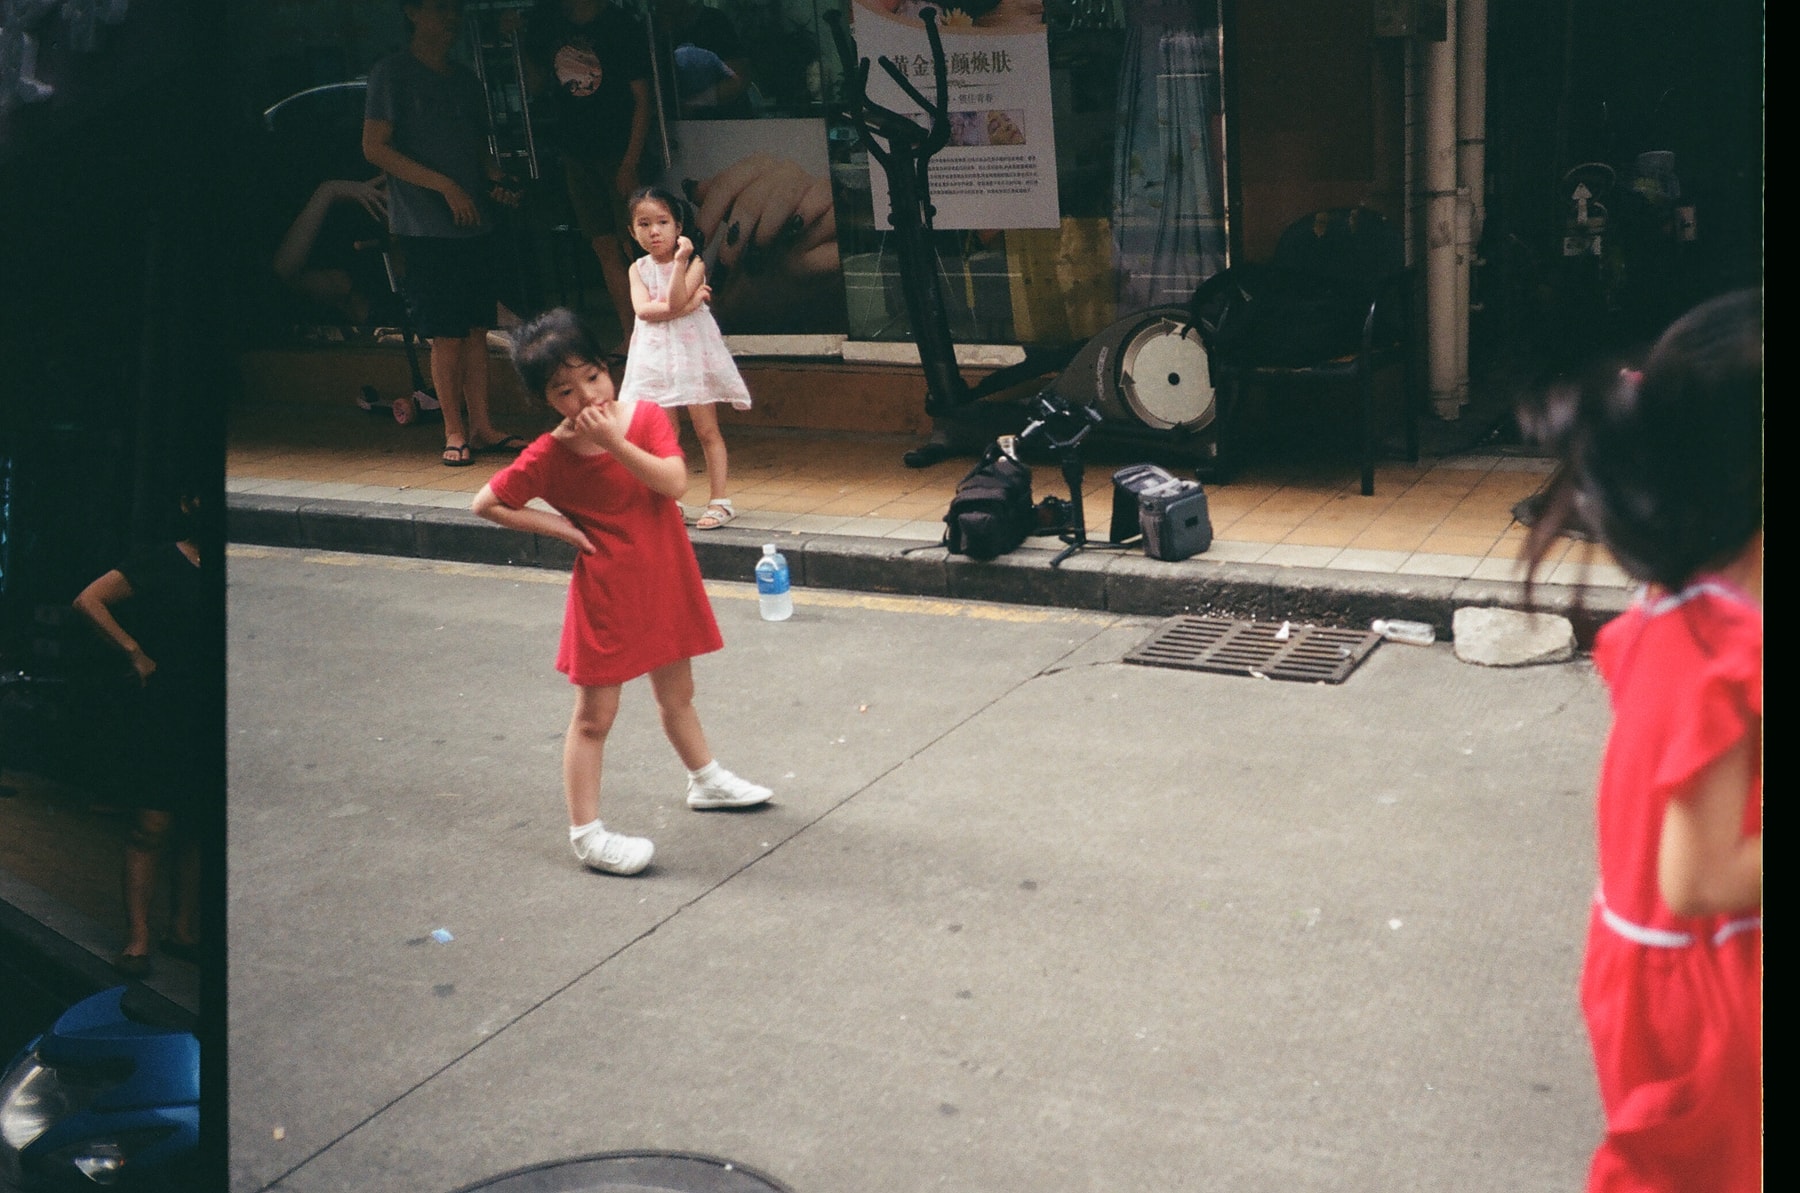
[227,545,1609,1193]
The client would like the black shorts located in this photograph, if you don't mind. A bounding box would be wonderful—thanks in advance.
[397,233,500,340]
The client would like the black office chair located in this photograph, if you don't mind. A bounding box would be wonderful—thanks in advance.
[1189,206,1420,495]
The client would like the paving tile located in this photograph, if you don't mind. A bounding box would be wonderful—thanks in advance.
[1418,532,1503,557]
[780,514,858,534]
[1223,520,1301,544]
[1325,548,1412,573]
[1547,558,1634,589]
[1259,543,1342,568]
[809,495,893,517]
[730,511,790,531]
[1345,526,1430,552]
[885,520,948,541]
[1469,555,1531,582]
[1396,552,1480,578]
[1191,539,1271,563]
[832,516,910,537]
[1283,524,1361,548]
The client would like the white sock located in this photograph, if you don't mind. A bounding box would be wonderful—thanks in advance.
[570,820,601,841]
[689,760,723,783]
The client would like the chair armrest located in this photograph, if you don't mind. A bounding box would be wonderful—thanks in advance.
[1187,266,1247,348]
[1362,266,1417,353]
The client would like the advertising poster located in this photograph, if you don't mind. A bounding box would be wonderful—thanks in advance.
[664,118,848,336]
[849,0,1060,230]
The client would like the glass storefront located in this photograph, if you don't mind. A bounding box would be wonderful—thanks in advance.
[612,0,1227,348]
[241,0,1227,353]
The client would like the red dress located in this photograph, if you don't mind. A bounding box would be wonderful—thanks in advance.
[488,401,723,686]
[1583,579,1762,1192]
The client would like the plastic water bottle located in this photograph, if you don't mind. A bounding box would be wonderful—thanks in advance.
[755,544,792,622]
[1371,618,1436,646]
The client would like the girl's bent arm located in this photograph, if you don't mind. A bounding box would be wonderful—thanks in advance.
[73,571,156,685]
[661,242,697,314]
[1658,734,1762,917]
[629,261,675,322]
[604,436,688,499]
[471,485,596,553]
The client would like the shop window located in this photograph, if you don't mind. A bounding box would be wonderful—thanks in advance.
[827,0,1225,347]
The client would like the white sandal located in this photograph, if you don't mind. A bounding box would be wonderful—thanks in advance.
[695,499,736,530]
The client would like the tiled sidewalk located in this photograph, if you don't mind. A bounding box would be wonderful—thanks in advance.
[226,402,1629,590]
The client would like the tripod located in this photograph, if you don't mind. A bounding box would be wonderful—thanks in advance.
[1015,394,1135,569]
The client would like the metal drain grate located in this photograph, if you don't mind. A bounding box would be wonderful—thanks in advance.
[1124,616,1381,684]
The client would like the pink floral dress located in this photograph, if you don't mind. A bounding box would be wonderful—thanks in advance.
[618,256,753,410]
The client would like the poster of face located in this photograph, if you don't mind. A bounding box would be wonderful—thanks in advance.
[849,0,1060,230]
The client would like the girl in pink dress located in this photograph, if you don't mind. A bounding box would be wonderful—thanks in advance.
[473,308,773,875]
[617,186,753,531]
[1523,289,1762,1192]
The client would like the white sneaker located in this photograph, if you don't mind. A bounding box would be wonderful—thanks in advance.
[686,767,773,810]
[571,826,654,875]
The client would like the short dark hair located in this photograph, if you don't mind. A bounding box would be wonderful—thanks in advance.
[506,308,606,402]
[1522,288,1763,591]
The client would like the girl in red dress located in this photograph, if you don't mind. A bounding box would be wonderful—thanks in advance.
[474,308,773,875]
[1524,289,1762,1192]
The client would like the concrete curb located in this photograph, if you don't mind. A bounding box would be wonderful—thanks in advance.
[226,493,1629,642]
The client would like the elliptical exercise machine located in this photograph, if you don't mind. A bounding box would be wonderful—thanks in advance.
[826,9,1222,480]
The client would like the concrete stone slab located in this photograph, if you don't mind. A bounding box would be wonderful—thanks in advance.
[414,508,532,566]
[945,545,1111,610]
[293,499,420,557]
[1453,606,1577,667]
[227,495,305,548]
[797,534,949,598]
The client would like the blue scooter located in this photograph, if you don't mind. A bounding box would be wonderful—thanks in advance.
[0,986,198,1191]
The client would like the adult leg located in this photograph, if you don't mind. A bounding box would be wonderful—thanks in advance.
[458,327,508,449]
[168,831,201,950]
[119,808,172,965]
[590,233,635,345]
[427,334,472,461]
[563,683,622,827]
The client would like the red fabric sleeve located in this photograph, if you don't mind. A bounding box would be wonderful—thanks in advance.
[633,401,682,459]
[1652,605,1762,804]
[487,435,552,509]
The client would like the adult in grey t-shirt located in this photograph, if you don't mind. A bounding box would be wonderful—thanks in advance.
[364,48,493,239]
[363,0,524,467]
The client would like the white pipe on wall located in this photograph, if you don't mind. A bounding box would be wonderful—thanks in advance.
[1457,0,1488,245]
[1454,0,1488,409]
[1403,37,1418,271]
[1421,0,1461,419]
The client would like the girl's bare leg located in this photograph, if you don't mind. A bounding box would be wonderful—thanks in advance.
[688,402,730,503]
[648,658,711,771]
[563,684,622,826]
